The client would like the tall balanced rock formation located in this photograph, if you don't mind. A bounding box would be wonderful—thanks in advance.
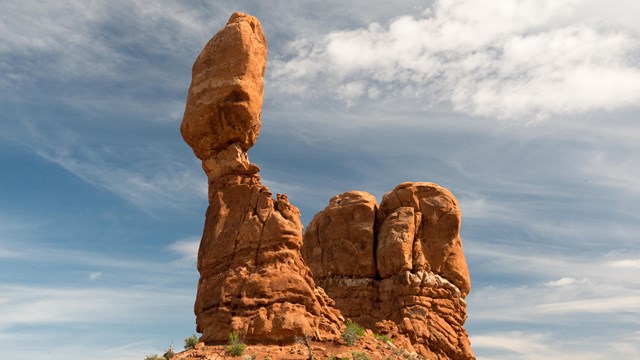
[181,13,343,344]
[302,183,474,359]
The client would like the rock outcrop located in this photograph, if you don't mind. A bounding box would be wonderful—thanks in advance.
[181,11,474,359]
[302,183,474,359]
[181,12,343,344]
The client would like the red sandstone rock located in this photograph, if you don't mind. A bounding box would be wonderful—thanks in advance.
[302,191,377,278]
[302,184,474,359]
[181,12,266,160]
[378,182,471,296]
[182,12,342,344]
[377,206,417,278]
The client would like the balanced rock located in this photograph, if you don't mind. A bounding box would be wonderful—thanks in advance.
[181,12,343,344]
[181,12,265,160]
[302,183,474,359]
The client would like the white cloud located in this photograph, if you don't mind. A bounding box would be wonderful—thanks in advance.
[466,242,640,327]
[44,150,206,213]
[24,132,208,213]
[336,81,366,106]
[583,148,640,196]
[168,237,200,267]
[0,248,21,259]
[544,277,588,287]
[89,272,103,281]
[608,259,640,269]
[0,284,195,360]
[537,296,640,314]
[0,0,213,82]
[0,285,192,328]
[0,213,38,259]
[470,330,638,360]
[270,0,640,120]
[471,331,550,355]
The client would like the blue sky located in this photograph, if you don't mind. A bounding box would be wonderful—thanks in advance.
[1,1,639,359]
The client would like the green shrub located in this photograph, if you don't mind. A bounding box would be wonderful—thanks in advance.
[341,321,365,346]
[184,333,199,350]
[163,347,175,359]
[373,333,393,343]
[225,331,246,357]
[328,356,348,360]
[351,352,371,360]
[144,355,163,360]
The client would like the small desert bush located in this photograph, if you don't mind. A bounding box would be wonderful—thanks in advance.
[184,334,199,350]
[373,333,393,343]
[328,356,348,360]
[341,320,365,346]
[162,343,175,360]
[351,351,371,360]
[144,355,163,360]
[225,331,246,356]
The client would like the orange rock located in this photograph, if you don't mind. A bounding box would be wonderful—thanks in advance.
[378,182,471,296]
[302,191,377,278]
[182,12,342,345]
[181,12,267,160]
[377,206,416,278]
[302,182,474,359]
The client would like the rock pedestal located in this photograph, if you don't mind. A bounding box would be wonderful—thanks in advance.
[302,183,475,359]
[181,12,342,344]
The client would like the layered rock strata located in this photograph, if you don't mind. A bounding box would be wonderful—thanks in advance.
[181,12,343,344]
[302,182,474,359]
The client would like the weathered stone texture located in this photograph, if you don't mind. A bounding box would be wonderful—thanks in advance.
[302,183,474,359]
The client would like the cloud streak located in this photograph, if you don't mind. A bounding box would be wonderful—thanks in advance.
[168,237,200,267]
[470,330,639,360]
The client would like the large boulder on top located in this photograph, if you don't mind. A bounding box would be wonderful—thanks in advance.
[181,12,267,160]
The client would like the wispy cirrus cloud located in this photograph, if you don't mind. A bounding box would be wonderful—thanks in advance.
[0,0,215,82]
[465,240,640,344]
[269,0,640,120]
[34,143,207,213]
[544,277,589,287]
[537,296,640,314]
[168,236,200,267]
[2,114,208,213]
[0,284,195,360]
[471,330,639,360]
[608,259,640,269]
[1,231,199,358]
[0,284,192,328]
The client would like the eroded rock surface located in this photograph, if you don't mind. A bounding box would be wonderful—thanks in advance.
[302,183,474,359]
[182,12,342,344]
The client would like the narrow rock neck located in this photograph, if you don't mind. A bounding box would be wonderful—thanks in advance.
[201,142,262,202]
